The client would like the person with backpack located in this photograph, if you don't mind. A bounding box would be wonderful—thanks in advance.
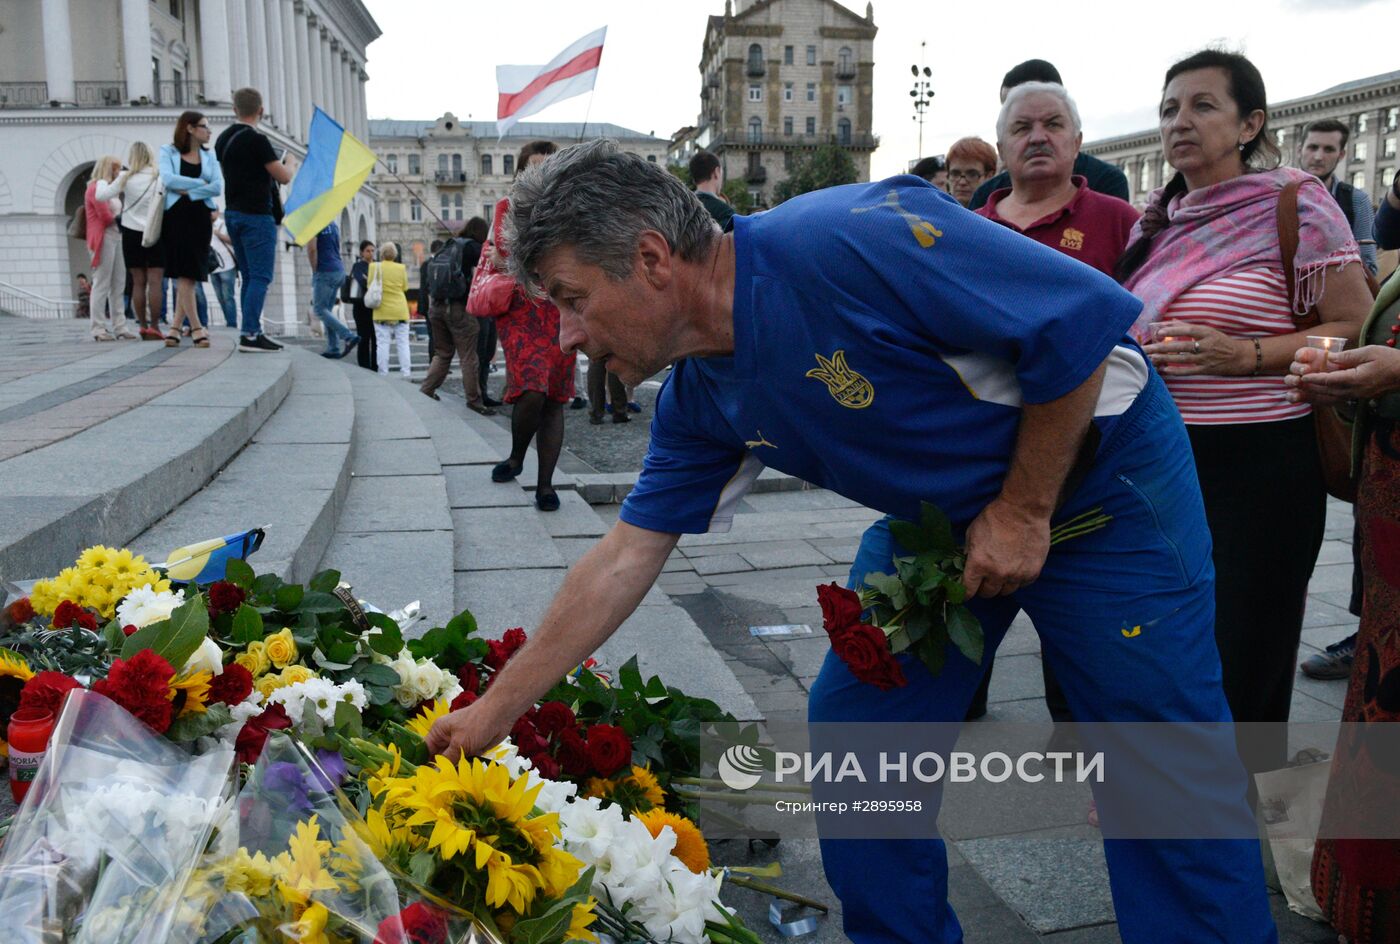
[419,222,492,414]
[306,220,358,359]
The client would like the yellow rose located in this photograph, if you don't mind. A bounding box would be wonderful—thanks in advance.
[279,665,313,686]
[264,628,298,669]
[255,674,284,700]
[235,641,271,677]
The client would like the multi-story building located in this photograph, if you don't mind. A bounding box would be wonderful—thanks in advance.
[0,0,379,333]
[369,115,668,290]
[1084,70,1400,208]
[693,0,877,208]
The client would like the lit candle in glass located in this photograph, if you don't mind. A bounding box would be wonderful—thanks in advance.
[1306,336,1348,370]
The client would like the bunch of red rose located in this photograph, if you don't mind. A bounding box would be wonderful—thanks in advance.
[502,699,633,783]
[374,901,450,944]
[446,627,527,714]
[817,583,907,691]
[206,580,246,618]
[51,600,97,632]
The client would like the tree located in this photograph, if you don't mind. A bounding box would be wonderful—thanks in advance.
[667,164,693,188]
[721,178,755,215]
[773,145,859,204]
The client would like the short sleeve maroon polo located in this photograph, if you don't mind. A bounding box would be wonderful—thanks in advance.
[975,175,1140,276]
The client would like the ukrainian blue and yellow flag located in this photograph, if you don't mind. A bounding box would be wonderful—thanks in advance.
[282,107,376,246]
[162,528,266,584]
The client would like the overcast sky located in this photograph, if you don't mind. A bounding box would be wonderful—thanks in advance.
[361,0,1400,178]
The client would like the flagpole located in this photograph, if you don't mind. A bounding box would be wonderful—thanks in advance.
[578,88,595,143]
[376,159,455,235]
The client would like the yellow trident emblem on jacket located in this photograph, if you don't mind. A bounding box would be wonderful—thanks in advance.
[851,189,944,248]
[807,350,874,409]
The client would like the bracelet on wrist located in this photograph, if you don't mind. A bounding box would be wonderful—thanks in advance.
[1251,338,1263,376]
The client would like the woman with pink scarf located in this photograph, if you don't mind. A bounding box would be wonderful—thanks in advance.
[1116,50,1371,781]
[84,155,139,341]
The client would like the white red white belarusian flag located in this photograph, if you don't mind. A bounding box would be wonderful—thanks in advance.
[496,27,607,138]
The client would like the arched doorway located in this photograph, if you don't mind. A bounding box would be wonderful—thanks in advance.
[63,163,95,304]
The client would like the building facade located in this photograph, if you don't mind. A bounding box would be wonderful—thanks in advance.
[0,0,379,333]
[1083,70,1400,208]
[691,0,877,208]
[369,116,668,291]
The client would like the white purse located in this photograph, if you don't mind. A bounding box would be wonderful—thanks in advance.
[364,262,384,309]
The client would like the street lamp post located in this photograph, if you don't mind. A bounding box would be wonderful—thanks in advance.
[910,42,934,159]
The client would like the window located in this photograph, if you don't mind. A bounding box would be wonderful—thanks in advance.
[1139,162,1151,193]
[784,45,793,65]
[437,154,448,174]
[440,197,450,218]
[749,189,761,206]
[451,153,462,175]
[388,200,401,222]
[1161,161,1172,184]
[748,117,762,143]
[747,44,763,73]
[837,85,851,107]
[806,45,816,66]
[1357,113,1370,134]
[1386,137,1397,159]
[1351,170,1366,190]
[806,82,815,102]
[837,118,851,146]
[172,68,184,104]
[484,204,494,223]
[386,154,398,173]
[169,0,180,16]
[838,47,852,74]
[481,154,492,176]
[407,154,420,175]
[454,194,463,220]
[152,57,160,95]
[806,116,815,135]
[1383,167,1396,189]
[784,82,793,102]
[1356,141,1368,161]
[1275,128,1287,147]
[1388,107,1399,131]
[748,84,762,102]
[784,116,793,136]
[410,202,422,222]
[784,150,795,170]
[647,154,657,162]
[503,155,515,176]
[748,152,761,175]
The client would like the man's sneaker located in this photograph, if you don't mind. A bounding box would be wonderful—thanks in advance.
[239,334,283,353]
[1300,633,1357,680]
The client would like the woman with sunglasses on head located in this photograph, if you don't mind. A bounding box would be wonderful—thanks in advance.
[158,110,222,348]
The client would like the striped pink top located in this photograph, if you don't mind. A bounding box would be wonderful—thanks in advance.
[1160,266,1310,425]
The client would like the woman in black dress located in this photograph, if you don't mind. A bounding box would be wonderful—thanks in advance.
[349,240,377,370]
[158,110,222,348]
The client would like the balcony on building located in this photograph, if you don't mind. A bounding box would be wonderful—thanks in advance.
[719,130,880,151]
[745,164,767,184]
[434,171,468,186]
[0,82,50,109]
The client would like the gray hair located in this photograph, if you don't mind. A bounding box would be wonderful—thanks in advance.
[504,138,720,294]
[378,241,397,261]
[995,80,1082,141]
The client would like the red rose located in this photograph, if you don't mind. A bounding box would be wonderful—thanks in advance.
[457,662,479,696]
[817,583,864,635]
[234,703,293,765]
[3,597,35,625]
[91,649,177,733]
[534,701,576,737]
[585,723,632,778]
[208,663,254,706]
[374,902,450,944]
[448,689,478,712]
[122,624,139,637]
[207,581,246,616]
[51,601,96,631]
[556,727,592,777]
[511,717,548,758]
[18,672,82,719]
[531,753,561,780]
[830,623,906,691]
[485,627,528,670]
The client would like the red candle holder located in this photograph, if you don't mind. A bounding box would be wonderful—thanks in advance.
[8,707,55,803]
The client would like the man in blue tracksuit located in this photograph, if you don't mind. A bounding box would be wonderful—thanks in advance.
[426,141,1280,944]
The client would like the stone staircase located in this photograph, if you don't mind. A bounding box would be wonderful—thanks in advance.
[0,319,758,720]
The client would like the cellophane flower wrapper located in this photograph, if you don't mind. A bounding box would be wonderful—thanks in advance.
[0,690,235,943]
[179,731,490,944]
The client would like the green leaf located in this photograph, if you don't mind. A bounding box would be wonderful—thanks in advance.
[511,902,575,944]
[889,519,934,554]
[916,633,947,678]
[294,591,342,614]
[358,663,401,688]
[365,616,403,656]
[364,683,394,706]
[619,656,644,694]
[101,621,127,651]
[224,559,256,590]
[323,639,358,665]
[307,569,341,593]
[121,595,210,669]
[941,576,967,606]
[333,699,363,738]
[165,703,233,742]
[919,501,957,555]
[274,585,304,611]
[230,604,265,644]
[252,573,284,599]
[946,605,984,667]
[405,624,470,670]
[408,849,436,885]
[445,607,478,639]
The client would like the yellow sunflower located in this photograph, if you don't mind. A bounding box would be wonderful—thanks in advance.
[0,649,36,758]
[405,698,450,741]
[169,670,212,717]
[566,899,600,942]
[637,809,711,873]
[623,765,666,809]
[272,817,340,906]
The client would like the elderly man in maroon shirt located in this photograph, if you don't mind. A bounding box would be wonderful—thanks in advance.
[977,81,1139,276]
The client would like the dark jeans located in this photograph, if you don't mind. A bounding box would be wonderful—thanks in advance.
[476,316,498,396]
[225,210,277,337]
[1189,414,1326,775]
[210,269,238,327]
[352,301,376,370]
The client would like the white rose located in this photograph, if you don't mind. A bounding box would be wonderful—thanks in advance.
[115,586,185,629]
[182,637,224,676]
[409,661,443,700]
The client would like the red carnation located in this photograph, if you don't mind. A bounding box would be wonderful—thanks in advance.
[830,623,906,691]
[817,583,864,634]
[531,753,561,780]
[448,689,478,712]
[18,672,83,719]
[51,601,97,632]
[207,581,246,616]
[457,662,479,696]
[234,703,293,765]
[534,701,576,738]
[374,901,451,944]
[91,649,177,733]
[585,723,632,778]
[122,624,139,637]
[556,727,592,777]
[3,597,35,625]
[485,627,528,671]
[208,663,254,706]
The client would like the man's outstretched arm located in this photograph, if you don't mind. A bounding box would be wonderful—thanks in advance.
[427,520,679,760]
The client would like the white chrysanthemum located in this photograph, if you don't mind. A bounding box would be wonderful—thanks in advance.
[337,678,368,711]
[115,585,185,629]
[183,637,224,676]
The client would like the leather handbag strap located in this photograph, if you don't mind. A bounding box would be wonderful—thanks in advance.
[1275,180,1318,329]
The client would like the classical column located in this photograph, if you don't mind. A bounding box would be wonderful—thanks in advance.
[119,0,153,102]
[226,0,250,89]
[355,68,368,141]
[305,16,322,115]
[320,30,335,122]
[329,41,344,123]
[294,3,313,134]
[339,54,353,135]
[263,0,286,128]
[42,0,77,102]
[198,0,231,104]
[279,0,301,138]
[247,0,269,100]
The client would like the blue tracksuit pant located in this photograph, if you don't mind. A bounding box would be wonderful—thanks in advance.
[808,375,1279,944]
